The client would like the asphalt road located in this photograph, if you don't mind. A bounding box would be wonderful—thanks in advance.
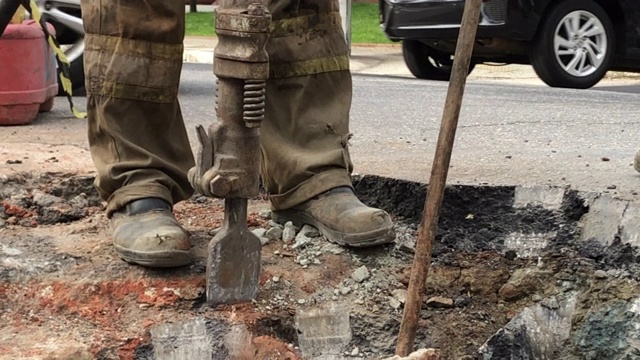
[3,63,640,199]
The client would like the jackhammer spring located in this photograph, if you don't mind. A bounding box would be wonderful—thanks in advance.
[243,80,266,127]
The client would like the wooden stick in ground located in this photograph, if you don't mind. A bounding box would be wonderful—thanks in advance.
[395,0,483,355]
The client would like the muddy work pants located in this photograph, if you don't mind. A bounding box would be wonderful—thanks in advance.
[81,0,355,216]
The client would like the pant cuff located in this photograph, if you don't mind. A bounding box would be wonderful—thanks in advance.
[269,169,353,210]
[106,183,174,218]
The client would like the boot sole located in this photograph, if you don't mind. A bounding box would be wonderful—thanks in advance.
[272,209,395,248]
[114,244,192,268]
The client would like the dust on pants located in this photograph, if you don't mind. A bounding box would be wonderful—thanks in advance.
[81,0,354,216]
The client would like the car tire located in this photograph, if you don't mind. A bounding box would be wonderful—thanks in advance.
[57,54,85,96]
[530,0,615,89]
[402,40,475,81]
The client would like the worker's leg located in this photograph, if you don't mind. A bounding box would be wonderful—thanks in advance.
[263,0,395,247]
[81,0,195,267]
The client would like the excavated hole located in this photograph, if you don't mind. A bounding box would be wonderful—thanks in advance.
[1,173,639,359]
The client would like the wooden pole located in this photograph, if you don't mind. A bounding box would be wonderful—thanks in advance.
[395,0,482,355]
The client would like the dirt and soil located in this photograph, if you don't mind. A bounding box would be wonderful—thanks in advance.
[1,152,639,359]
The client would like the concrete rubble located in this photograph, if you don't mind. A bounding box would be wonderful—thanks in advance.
[1,170,640,359]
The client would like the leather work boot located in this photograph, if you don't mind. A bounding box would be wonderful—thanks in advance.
[635,149,640,173]
[111,198,192,268]
[272,187,395,247]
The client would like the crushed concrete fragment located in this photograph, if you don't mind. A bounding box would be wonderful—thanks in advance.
[32,190,63,207]
[252,228,266,238]
[259,208,272,219]
[69,194,89,209]
[351,266,371,283]
[266,226,283,241]
[594,270,607,279]
[391,289,407,304]
[268,220,284,230]
[340,287,352,295]
[293,231,317,250]
[389,296,402,310]
[301,224,322,238]
[283,221,296,243]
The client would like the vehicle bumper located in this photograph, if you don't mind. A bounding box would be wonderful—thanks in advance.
[380,0,524,41]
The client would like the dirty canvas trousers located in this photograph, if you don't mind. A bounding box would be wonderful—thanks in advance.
[81,0,355,217]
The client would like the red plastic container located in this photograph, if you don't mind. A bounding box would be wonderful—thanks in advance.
[0,20,58,125]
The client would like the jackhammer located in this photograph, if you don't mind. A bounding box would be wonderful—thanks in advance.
[188,1,271,305]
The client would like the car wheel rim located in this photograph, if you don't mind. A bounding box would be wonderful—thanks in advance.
[553,10,607,78]
[37,0,84,64]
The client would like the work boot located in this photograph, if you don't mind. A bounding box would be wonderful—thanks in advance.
[111,198,192,268]
[272,187,395,247]
[635,149,640,173]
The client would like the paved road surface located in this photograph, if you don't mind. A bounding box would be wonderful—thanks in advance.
[2,63,639,199]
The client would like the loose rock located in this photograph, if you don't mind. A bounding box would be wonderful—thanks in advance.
[69,193,89,209]
[292,231,315,250]
[252,228,266,238]
[340,287,351,295]
[282,222,296,243]
[454,295,471,308]
[425,296,454,309]
[351,266,371,283]
[594,270,607,279]
[268,220,284,230]
[258,209,272,219]
[499,268,548,301]
[301,224,321,238]
[32,190,63,208]
[391,289,407,304]
[389,296,402,310]
[265,227,283,241]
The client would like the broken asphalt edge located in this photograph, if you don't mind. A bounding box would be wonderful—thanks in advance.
[352,174,640,253]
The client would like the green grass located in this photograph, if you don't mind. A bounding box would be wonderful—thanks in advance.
[185,4,391,44]
[351,3,391,44]
[185,12,215,36]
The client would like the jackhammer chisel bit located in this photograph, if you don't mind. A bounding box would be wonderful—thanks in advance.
[188,1,270,305]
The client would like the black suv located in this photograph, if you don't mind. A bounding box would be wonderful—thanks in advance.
[380,0,640,89]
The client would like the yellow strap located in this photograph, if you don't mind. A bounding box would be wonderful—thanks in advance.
[28,0,86,119]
